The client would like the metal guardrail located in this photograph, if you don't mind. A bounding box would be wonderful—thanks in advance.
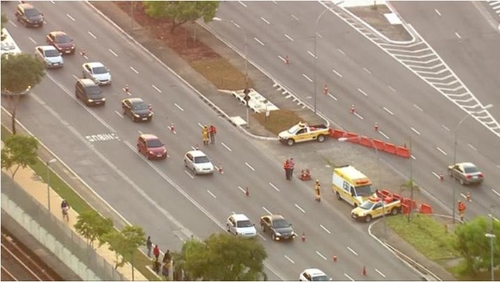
[385,242,442,281]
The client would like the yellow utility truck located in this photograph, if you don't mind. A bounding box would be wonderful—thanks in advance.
[278,122,329,146]
[351,196,401,223]
[331,165,377,207]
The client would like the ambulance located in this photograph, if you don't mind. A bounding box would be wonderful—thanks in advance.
[331,165,377,207]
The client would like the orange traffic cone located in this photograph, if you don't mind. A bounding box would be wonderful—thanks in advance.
[219,164,224,174]
[350,105,355,114]
[466,192,471,202]
[79,49,86,57]
[245,187,249,197]
[123,85,130,94]
[362,266,366,276]
[195,144,199,150]
[301,232,306,242]
[439,173,444,181]
[374,122,379,131]
[285,55,290,65]
[323,84,328,94]
[169,123,175,133]
[332,255,337,262]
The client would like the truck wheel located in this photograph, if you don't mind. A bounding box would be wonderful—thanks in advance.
[287,139,295,146]
[317,135,325,142]
[365,215,372,223]
[391,208,399,215]
[336,192,341,200]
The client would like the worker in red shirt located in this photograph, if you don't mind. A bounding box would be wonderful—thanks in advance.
[457,201,466,222]
[209,125,217,144]
[283,159,291,180]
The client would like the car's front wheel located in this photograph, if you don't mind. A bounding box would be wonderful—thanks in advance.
[317,135,325,142]
[364,215,372,223]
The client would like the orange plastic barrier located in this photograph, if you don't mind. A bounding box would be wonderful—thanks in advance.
[345,132,359,143]
[392,193,402,201]
[401,203,409,214]
[329,128,346,139]
[372,139,385,152]
[419,203,433,214]
[396,146,411,158]
[358,136,373,148]
[381,189,391,197]
[383,143,397,155]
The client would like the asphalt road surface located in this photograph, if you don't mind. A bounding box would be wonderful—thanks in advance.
[208,1,500,221]
[1,1,422,280]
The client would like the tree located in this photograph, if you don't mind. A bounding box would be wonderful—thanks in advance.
[1,134,38,179]
[1,53,45,134]
[74,210,113,249]
[1,14,7,31]
[173,233,267,280]
[454,216,500,275]
[144,1,219,33]
[102,225,146,271]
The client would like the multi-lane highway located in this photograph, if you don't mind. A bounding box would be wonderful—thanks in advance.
[207,1,500,221]
[1,1,423,280]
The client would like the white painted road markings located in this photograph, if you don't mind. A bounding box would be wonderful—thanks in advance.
[344,273,354,281]
[245,162,255,171]
[315,251,327,260]
[291,14,300,21]
[152,85,162,93]
[66,13,75,21]
[455,32,461,39]
[413,104,423,112]
[354,112,364,120]
[411,127,421,135]
[114,110,123,118]
[254,37,265,46]
[269,182,280,192]
[468,144,477,151]
[284,255,295,264]
[436,147,448,155]
[221,142,232,151]
[174,103,184,111]
[302,74,313,83]
[320,224,331,234]
[333,69,343,77]
[435,9,442,16]
[347,246,358,256]
[363,67,371,74]
[383,107,394,115]
[284,34,294,41]
[358,88,368,96]
[109,49,118,57]
[388,85,396,92]
[379,131,390,140]
[262,206,272,215]
[85,133,120,142]
[308,51,317,58]
[207,190,216,198]
[492,189,500,197]
[261,17,270,24]
[130,66,139,74]
[294,204,305,213]
[28,37,36,44]
[375,268,386,277]
[238,1,247,8]
[88,31,97,39]
[337,49,345,55]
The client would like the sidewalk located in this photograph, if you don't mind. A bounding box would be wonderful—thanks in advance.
[1,162,146,281]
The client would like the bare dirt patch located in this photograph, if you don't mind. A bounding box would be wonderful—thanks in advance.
[347,5,412,42]
[253,110,303,136]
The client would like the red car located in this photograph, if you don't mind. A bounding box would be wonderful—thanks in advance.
[46,31,75,55]
[137,134,167,160]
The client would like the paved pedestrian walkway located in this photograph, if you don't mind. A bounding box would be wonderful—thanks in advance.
[1,159,146,281]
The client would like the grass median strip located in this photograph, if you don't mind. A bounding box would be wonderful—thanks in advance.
[1,125,159,281]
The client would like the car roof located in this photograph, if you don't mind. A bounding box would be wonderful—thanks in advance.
[186,150,207,157]
[49,30,67,36]
[78,78,97,86]
[37,45,57,51]
[458,162,476,168]
[303,268,326,276]
[85,62,105,68]
[140,134,160,140]
[19,3,35,9]
[125,98,145,104]
[231,214,250,221]
[270,214,285,220]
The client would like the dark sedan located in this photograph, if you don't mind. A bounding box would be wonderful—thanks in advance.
[260,214,296,241]
[16,3,44,28]
[46,31,75,55]
[122,98,153,122]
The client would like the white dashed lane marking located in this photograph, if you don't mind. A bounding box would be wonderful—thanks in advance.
[315,251,327,260]
[320,224,331,234]
[88,31,97,39]
[435,9,442,16]
[261,17,270,24]
[436,147,448,156]
[358,88,368,96]
[130,66,139,74]
[294,204,305,213]
[245,162,255,171]
[109,49,118,57]
[269,182,280,192]
[284,255,295,264]
[221,142,232,151]
[67,13,75,21]
[174,103,184,111]
[347,246,358,256]
[284,34,294,41]
[302,74,313,83]
[152,85,162,93]
[254,37,265,46]
[411,127,421,135]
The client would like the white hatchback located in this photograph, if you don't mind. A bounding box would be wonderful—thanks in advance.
[35,45,63,68]
[184,150,214,175]
[82,62,112,85]
[299,268,331,281]
[226,214,257,238]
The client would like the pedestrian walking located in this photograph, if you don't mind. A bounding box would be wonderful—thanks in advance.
[457,200,466,222]
[153,244,160,261]
[314,180,321,202]
[61,199,70,221]
[209,125,217,144]
[162,249,171,264]
[283,159,291,180]
[146,236,152,257]
[289,158,295,179]
[202,125,209,146]
[152,257,161,274]
[161,262,170,279]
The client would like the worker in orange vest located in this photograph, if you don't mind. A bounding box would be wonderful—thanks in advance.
[202,125,209,146]
[314,180,321,202]
[457,200,466,222]
[283,159,291,180]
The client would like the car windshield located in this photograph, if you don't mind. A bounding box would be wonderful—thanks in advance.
[273,219,290,228]
[194,156,210,164]
[146,139,163,148]
[132,101,149,111]
[236,220,253,228]
[287,125,301,134]
[55,34,72,43]
[312,275,329,281]
[25,8,40,17]
[359,201,375,210]
[87,86,102,96]
[464,166,479,174]
[92,66,108,74]
[355,184,374,197]
[44,49,60,57]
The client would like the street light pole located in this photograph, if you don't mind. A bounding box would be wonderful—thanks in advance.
[313,9,329,114]
[46,159,57,211]
[451,104,492,223]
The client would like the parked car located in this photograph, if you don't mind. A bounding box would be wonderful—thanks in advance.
[184,150,214,175]
[137,134,167,160]
[46,31,75,55]
[75,78,105,106]
[448,162,483,185]
[122,98,153,122]
[82,62,112,85]
[35,46,63,69]
[260,214,296,241]
[16,3,44,28]
[226,214,257,238]
[299,268,331,281]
